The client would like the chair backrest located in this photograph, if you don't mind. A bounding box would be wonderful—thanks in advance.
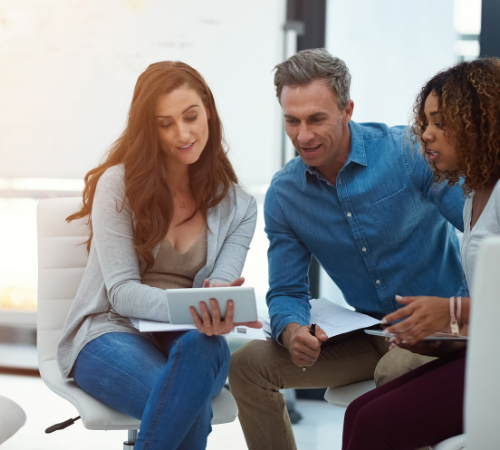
[37,197,89,366]
[465,236,500,447]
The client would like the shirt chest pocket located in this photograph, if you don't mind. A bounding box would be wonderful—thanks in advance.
[369,187,418,245]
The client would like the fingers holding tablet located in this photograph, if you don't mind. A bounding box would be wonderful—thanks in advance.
[167,287,258,326]
[189,299,237,336]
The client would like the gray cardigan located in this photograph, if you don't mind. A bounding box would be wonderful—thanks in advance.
[57,164,257,379]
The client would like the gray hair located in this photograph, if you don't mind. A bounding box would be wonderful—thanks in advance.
[274,48,351,109]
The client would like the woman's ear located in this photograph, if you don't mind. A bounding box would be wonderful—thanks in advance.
[205,106,211,120]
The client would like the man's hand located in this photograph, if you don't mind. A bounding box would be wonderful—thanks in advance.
[281,323,328,367]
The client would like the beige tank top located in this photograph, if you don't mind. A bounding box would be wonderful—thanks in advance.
[141,226,207,289]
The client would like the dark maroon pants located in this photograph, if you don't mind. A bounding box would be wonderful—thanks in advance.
[342,350,466,450]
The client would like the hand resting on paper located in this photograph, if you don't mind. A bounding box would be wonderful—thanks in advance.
[281,323,328,367]
[188,277,263,336]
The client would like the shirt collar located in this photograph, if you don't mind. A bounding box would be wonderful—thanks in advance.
[346,121,367,167]
[304,121,367,182]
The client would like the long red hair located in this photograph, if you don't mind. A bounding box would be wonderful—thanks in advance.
[67,61,238,271]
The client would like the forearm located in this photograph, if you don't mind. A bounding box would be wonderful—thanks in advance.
[109,281,170,321]
[459,297,471,324]
[268,294,311,343]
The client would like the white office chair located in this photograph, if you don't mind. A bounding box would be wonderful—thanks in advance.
[0,395,26,445]
[464,236,500,448]
[37,197,238,449]
[323,239,500,449]
[323,379,375,408]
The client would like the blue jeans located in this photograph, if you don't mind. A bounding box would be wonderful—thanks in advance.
[73,331,230,450]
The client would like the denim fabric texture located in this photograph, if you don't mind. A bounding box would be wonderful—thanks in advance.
[73,331,230,450]
[265,121,467,342]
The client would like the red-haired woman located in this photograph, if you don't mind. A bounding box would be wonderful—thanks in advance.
[57,61,259,450]
[342,58,500,449]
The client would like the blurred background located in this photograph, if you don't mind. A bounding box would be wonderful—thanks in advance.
[0,0,497,448]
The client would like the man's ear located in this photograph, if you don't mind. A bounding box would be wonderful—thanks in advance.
[343,100,354,124]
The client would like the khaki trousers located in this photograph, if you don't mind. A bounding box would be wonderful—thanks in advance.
[229,336,434,450]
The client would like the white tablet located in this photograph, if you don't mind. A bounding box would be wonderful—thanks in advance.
[166,287,258,325]
[364,329,468,342]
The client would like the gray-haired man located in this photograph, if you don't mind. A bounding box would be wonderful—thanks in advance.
[228,49,466,449]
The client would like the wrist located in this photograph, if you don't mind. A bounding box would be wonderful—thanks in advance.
[280,322,301,348]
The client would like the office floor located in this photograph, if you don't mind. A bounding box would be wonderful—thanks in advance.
[0,373,345,450]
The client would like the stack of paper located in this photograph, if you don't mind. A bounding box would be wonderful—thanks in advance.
[129,317,266,341]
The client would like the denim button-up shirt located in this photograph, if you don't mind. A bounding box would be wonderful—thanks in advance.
[264,121,466,342]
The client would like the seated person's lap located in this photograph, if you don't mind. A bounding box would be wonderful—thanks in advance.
[230,335,389,391]
[73,330,228,420]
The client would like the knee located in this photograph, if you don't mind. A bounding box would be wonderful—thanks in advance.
[180,331,230,366]
[349,403,392,448]
[228,340,274,395]
[374,347,435,386]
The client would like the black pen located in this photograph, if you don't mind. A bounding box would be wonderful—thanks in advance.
[303,323,317,372]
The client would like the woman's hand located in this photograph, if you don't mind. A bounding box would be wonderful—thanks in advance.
[190,277,263,335]
[382,296,450,345]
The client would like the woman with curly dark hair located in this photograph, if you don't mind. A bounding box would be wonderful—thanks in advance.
[341,57,500,449]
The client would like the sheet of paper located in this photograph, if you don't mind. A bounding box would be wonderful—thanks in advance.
[129,318,196,332]
[129,318,266,341]
[261,297,379,340]
[262,320,272,338]
[310,297,380,338]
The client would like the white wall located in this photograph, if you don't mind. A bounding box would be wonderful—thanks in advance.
[0,0,285,189]
[326,0,457,127]
[0,0,287,315]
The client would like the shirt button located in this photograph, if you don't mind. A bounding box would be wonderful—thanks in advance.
[347,212,352,217]
[338,178,341,184]
[362,247,367,252]
[376,280,381,285]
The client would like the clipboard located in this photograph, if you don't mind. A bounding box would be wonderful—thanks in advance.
[364,329,468,342]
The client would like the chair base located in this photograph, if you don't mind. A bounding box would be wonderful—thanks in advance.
[123,429,138,449]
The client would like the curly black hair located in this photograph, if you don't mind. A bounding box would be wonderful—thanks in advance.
[412,57,500,195]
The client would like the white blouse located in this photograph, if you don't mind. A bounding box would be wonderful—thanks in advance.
[461,180,500,294]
